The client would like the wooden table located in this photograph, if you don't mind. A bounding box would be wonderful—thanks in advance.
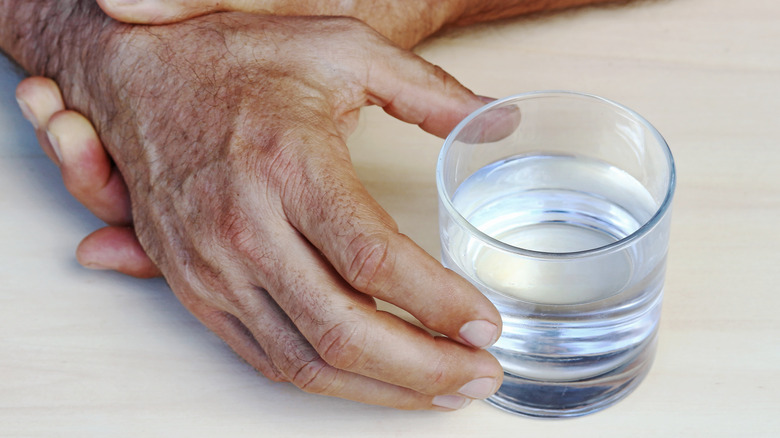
[2,0,778,436]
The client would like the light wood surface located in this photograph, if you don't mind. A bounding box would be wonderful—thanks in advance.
[1,0,778,436]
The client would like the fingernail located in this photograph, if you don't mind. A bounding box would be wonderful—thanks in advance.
[46,130,64,165]
[16,97,39,128]
[459,320,499,349]
[458,377,498,399]
[432,395,471,411]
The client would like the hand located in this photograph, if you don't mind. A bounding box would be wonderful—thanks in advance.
[17,13,503,410]
[17,0,452,273]
[16,77,160,278]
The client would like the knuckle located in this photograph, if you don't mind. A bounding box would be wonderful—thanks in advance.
[288,356,339,395]
[345,232,394,292]
[216,209,254,254]
[214,206,272,270]
[256,131,294,184]
[274,332,340,395]
[262,367,289,383]
[315,320,367,370]
[177,255,233,311]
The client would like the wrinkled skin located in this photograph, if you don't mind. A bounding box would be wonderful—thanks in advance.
[9,0,624,411]
[17,0,624,279]
[14,12,505,410]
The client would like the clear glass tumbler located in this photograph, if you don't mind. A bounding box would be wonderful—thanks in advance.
[436,91,675,417]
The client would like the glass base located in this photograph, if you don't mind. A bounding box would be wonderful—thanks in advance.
[486,336,657,418]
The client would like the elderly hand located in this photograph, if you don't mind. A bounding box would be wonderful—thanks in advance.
[16,0,455,274]
[14,11,504,410]
[16,77,160,278]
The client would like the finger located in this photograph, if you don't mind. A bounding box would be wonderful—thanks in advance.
[215,207,503,401]
[96,0,266,24]
[221,279,480,410]
[353,42,491,138]
[15,76,66,164]
[77,226,161,278]
[16,79,135,226]
[234,285,447,410]
[354,41,521,141]
[196,307,288,383]
[17,79,151,278]
[278,130,501,350]
[452,100,523,144]
[47,110,133,225]
[168,253,468,410]
[266,238,502,401]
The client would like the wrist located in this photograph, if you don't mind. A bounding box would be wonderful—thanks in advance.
[0,0,122,114]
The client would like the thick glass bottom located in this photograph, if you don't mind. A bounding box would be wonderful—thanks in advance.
[486,335,657,418]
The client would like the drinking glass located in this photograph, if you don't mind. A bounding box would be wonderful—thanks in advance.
[436,91,675,417]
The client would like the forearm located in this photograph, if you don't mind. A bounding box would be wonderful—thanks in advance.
[450,0,628,26]
[0,0,117,112]
[315,0,629,48]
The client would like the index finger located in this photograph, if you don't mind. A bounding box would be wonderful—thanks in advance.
[278,130,501,349]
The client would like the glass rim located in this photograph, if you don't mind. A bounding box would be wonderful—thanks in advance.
[436,90,676,260]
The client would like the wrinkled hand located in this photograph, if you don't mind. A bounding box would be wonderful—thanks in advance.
[22,13,504,410]
[17,0,449,275]
[16,77,160,278]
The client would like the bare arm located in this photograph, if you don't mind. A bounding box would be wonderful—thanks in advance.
[451,0,629,27]
[0,1,118,114]
[95,0,628,48]
[2,0,505,410]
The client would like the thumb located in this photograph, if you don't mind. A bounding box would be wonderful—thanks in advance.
[361,47,493,139]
